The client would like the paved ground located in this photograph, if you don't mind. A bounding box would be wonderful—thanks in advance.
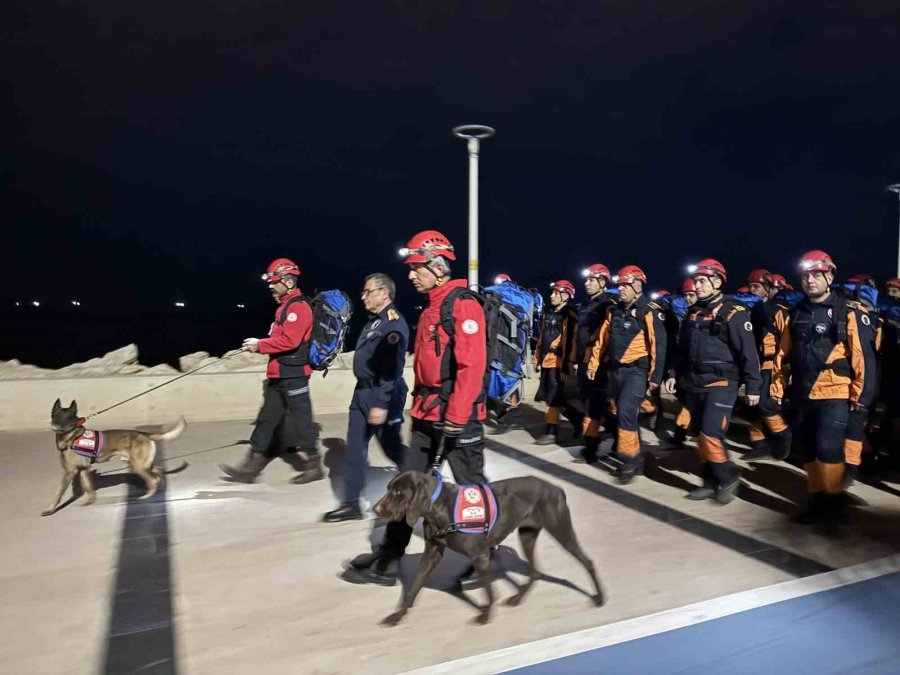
[3,405,900,674]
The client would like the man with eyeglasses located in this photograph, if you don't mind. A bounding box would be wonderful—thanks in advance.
[342,229,488,587]
[323,274,410,523]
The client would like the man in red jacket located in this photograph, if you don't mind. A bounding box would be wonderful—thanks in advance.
[219,258,323,484]
[342,230,489,587]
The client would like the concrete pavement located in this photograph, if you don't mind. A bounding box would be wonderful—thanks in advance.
[3,407,900,674]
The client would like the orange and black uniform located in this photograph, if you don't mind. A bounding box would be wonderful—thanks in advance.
[746,295,793,458]
[772,292,876,508]
[535,300,580,428]
[674,293,761,492]
[588,294,666,472]
[576,291,616,446]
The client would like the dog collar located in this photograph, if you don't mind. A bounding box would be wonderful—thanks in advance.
[75,417,86,428]
[429,469,444,503]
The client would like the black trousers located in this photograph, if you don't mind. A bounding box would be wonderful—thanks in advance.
[607,366,648,459]
[250,377,318,457]
[578,363,608,436]
[794,398,850,494]
[342,389,407,505]
[380,418,487,559]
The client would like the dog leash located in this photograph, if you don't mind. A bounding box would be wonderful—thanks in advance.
[84,350,245,420]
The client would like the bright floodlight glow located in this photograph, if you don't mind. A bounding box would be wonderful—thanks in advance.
[174,301,186,308]
[71,300,81,306]
[236,304,245,308]
[686,264,698,274]
[582,269,590,277]
[398,247,410,257]
[32,301,40,307]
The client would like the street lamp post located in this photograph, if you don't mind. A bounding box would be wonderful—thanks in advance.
[888,184,900,277]
[452,125,495,288]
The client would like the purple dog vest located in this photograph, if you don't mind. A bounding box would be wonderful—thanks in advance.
[71,429,105,460]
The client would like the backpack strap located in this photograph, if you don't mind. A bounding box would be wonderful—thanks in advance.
[275,295,312,367]
[435,288,487,417]
[276,294,310,325]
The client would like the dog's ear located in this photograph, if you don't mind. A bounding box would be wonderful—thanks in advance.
[404,474,431,528]
[69,400,77,411]
[52,398,62,411]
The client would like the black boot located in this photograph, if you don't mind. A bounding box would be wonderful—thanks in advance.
[742,442,774,462]
[283,450,324,484]
[340,555,400,586]
[535,423,558,446]
[843,464,859,489]
[793,492,826,525]
[323,502,363,523]
[579,436,600,464]
[772,433,793,461]
[219,450,272,483]
[710,461,741,505]
[686,462,717,500]
[612,455,644,484]
[671,427,688,449]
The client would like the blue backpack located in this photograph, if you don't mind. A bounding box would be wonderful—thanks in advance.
[773,289,804,309]
[439,282,537,405]
[306,290,353,372]
[726,291,763,308]
[672,296,690,321]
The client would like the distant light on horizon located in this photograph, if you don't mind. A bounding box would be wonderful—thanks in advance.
[71,300,81,306]
[174,301,186,308]
[31,300,40,307]
[236,304,245,308]
[15,301,20,307]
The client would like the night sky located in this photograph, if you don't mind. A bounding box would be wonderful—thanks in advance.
[4,2,900,365]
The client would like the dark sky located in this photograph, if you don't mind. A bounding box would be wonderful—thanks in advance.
[4,0,900,312]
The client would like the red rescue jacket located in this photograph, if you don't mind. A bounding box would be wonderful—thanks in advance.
[258,289,313,379]
[410,280,487,424]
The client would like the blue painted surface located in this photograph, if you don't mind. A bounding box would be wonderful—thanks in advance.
[509,572,900,674]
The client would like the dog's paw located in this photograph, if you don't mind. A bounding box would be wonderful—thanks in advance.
[591,592,606,607]
[504,594,524,607]
[380,611,405,627]
[40,508,56,517]
[471,611,492,626]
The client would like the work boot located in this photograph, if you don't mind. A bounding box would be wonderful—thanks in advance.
[671,427,688,449]
[219,450,272,483]
[283,451,325,484]
[611,455,644,484]
[686,463,717,500]
[535,423,558,446]
[340,556,399,586]
[843,464,859,489]
[323,502,363,523]
[771,434,793,461]
[714,479,740,505]
[579,436,600,465]
[742,445,774,462]
[792,492,826,525]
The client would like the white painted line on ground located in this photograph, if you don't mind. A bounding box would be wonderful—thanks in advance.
[403,554,900,675]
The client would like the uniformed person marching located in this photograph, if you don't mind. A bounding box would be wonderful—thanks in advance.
[772,251,877,524]
[323,273,409,523]
[665,258,761,505]
[587,265,666,483]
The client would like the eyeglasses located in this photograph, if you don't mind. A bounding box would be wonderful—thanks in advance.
[361,287,386,298]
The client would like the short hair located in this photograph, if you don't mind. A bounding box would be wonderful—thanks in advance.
[365,272,396,299]
[283,274,299,288]
[432,256,451,276]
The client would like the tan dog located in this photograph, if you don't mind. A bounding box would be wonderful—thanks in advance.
[45,399,187,516]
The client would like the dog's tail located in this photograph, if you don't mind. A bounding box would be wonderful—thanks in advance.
[161,461,189,474]
[148,417,187,442]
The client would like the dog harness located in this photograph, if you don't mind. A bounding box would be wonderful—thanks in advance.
[71,427,105,460]
[429,470,498,536]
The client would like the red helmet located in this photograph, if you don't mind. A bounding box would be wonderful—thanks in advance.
[681,278,696,294]
[688,258,727,282]
[582,263,611,281]
[550,280,575,296]
[613,265,647,286]
[771,273,787,290]
[494,273,511,284]
[887,278,900,290]
[798,250,836,274]
[848,273,876,288]
[747,269,774,286]
[263,258,300,283]
[654,289,671,297]
[399,230,456,264]
[737,285,750,294]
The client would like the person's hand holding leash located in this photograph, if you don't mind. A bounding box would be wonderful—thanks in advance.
[242,338,260,353]
[367,407,388,426]
[664,378,677,395]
